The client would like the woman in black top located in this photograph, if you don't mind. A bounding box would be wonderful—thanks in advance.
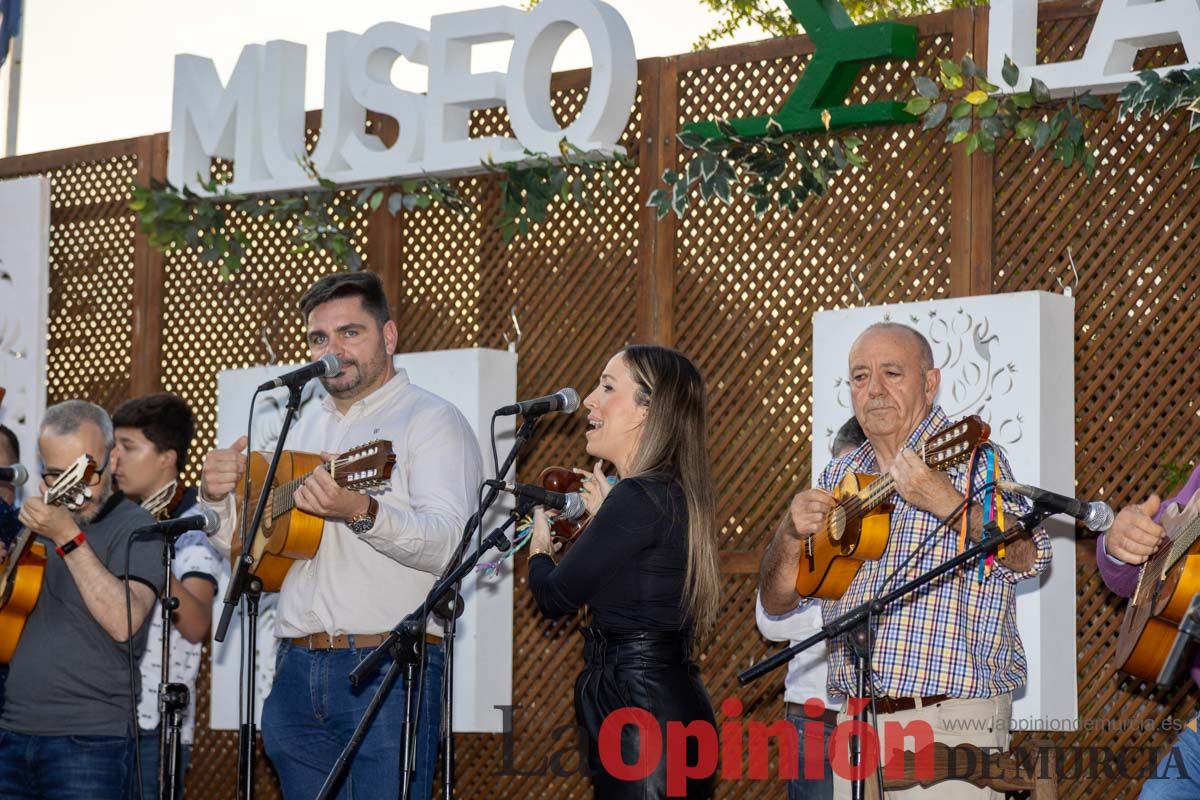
[527,345,720,799]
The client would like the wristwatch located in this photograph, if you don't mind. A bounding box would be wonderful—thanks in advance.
[347,496,379,534]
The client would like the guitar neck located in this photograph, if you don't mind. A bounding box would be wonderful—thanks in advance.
[269,458,338,520]
[859,473,899,511]
[1132,513,1200,604]
[1162,514,1200,576]
[847,448,951,517]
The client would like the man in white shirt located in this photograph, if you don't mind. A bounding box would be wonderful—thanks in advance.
[755,417,864,800]
[199,271,483,799]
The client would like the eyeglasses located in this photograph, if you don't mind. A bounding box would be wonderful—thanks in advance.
[42,457,109,488]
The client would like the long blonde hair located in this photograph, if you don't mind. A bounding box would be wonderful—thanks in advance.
[619,345,720,637]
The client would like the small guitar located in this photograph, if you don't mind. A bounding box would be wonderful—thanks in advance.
[795,415,992,600]
[1113,491,1200,684]
[0,454,97,663]
[230,441,396,592]
[141,479,185,520]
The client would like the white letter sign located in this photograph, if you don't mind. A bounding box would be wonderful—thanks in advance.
[168,0,637,194]
[990,0,1200,97]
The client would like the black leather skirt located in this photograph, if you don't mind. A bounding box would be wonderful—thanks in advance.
[574,626,717,799]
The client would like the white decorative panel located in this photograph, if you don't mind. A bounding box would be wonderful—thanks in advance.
[0,176,51,493]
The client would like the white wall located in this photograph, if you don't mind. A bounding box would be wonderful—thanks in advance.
[0,176,50,489]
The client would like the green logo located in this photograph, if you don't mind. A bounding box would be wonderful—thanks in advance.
[687,0,918,137]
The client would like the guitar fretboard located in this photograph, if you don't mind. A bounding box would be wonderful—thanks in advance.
[1133,512,1200,606]
[267,455,369,519]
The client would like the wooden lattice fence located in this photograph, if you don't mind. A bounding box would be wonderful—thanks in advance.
[0,3,1197,798]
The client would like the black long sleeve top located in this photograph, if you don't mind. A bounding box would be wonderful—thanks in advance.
[527,474,692,633]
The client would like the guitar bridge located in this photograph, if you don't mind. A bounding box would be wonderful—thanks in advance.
[803,536,815,572]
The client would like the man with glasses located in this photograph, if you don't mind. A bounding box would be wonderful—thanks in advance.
[0,400,165,799]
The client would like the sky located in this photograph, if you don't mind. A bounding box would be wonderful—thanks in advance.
[5,0,774,156]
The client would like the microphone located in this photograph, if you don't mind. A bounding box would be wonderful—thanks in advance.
[256,354,342,391]
[133,507,222,538]
[998,481,1114,531]
[0,464,28,486]
[484,479,587,520]
[495,388,580,417]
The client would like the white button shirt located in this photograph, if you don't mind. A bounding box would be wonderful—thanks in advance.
[755,592,843,709]
[206,369,483,638]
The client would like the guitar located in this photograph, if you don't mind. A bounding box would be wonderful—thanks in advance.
[230,441,396,592]
[794,415,992,600]
[141,479,184,520]
[0,454,97,663]
[1113,491,1200,684]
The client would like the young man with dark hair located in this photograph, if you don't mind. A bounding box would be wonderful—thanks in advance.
[0,400,165,798]
[112,392,222,800]
[201,270,483,799]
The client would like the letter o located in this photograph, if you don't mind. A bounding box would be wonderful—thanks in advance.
[507,0,637,153]
[598,707,662,781]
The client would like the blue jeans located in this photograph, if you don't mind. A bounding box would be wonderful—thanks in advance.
[786,710,836,800]
[1140,717,1200,799]
[0,729,135,799]
[262,639,445,800]
[134,728,191,799]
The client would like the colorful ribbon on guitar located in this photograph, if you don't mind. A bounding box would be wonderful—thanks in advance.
[960,443,1005,580]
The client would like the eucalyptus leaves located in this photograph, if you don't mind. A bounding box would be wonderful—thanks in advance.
[131,160,465,276]
[647,119,866,219]
[1117,67,1200,169]
[483,140,633,243]
[903,54,1101,176]
[131,141,623,275]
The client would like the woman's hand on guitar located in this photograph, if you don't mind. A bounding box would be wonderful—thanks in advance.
[573,462,612,516]
[531,506,553,552]
[1106,495,1167,565]
[294,464,368,522]
[200,435,248,503]
[788,488,836,540]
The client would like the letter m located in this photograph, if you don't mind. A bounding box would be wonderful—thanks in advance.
[168,46,266,193]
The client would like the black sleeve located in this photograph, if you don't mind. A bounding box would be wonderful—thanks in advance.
[527,479,663,619]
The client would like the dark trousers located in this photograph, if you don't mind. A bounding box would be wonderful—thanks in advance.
[575,627,717,800]
[262,640,445,800]
[0,729,135,799]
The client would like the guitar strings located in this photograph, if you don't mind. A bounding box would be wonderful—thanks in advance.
[265,455,372,520]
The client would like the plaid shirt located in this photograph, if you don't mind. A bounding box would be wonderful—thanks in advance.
[818,406,1051,699]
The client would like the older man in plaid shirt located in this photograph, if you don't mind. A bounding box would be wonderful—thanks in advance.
[760,322,1052,800]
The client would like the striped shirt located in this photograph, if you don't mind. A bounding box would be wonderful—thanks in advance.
[818,406,1051,699]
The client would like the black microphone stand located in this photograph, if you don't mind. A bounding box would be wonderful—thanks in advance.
[313,515,517,800]
[1160,594,1200,686]
[315,413,543,799]
[153,532,188,800]
[216,380,304,800]
[738,505,1054,800]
